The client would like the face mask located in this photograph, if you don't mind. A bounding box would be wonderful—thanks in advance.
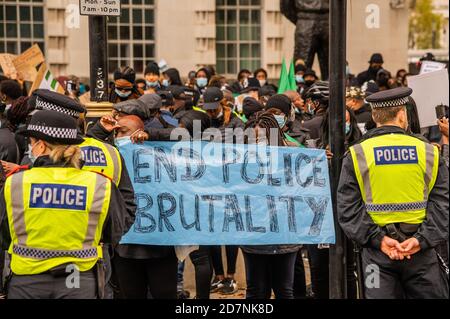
[28,142,42,164]
[346,66,351,76]
[259,80,266,87]
[146,80,160,88]
[114,136,131,147]
[305,80,315,87]
[115,89,132,98]
[79,84,86,95]
[345,122,351,135]
[162,79,170,87]
[307,103,315,115]
[296,75,305,84]
[274,114,286,129]
[196,78,208,88]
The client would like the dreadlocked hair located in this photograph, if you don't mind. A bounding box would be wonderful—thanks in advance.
[244,111,286,147]
[44,142,82,169]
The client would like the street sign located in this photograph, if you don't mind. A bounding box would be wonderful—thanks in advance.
[80,0,121,17]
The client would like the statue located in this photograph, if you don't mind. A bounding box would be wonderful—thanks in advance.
[280,0,330,80]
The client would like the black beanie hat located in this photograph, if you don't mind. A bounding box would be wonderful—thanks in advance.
[243,97,263,119]
[113,66,136,83]
[144,62,160,76]
[265,94,292,115]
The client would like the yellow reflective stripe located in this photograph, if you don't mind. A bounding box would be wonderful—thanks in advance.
[103,143,121,186]
[10,172,27,246]
[423,143,436,201]
[352,144,373,203]
[83,174,108,249]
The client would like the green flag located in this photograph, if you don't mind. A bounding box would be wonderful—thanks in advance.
[278,58,288,94]
[287,60,297,91]
[278,59,297,94]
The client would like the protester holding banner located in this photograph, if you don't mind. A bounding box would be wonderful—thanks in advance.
[240,111,301,299]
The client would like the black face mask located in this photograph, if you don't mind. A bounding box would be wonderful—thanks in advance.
[305,80,315,87]
[369,66,382,73]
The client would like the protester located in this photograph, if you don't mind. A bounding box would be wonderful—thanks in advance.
[0,103,19,163]
[230,69,252,94]
[357,53,390,86]
[144,62,162,93]
[162,68,183,88]
[254,68,278,93]
[110,67,143,103]
[241,111,300,299]
[0,80,23,107]
[195,67,211,95]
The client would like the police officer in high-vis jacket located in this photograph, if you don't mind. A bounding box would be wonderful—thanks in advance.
[0,110,133,299]
[27,90,136,298]
[338,87,449,299]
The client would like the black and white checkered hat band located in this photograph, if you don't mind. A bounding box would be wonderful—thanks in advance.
[27,124,78,140]
[370,97,409,109]
[36,97,80,118]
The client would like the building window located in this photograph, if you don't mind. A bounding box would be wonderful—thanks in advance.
[0,0,45,55]
[216,0,261,75]
[107,0,155,74]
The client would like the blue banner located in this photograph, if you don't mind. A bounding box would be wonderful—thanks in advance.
[118,141,336,245]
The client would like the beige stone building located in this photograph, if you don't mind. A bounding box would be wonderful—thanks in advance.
[1,0,421,81]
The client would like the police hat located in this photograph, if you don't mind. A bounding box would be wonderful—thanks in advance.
[20,110,84,145]
[113,100,150,121]
[30,89,85,119]
[138,93,163,110]
[366,87,413,109]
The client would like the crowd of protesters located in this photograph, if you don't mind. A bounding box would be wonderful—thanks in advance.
[0,51,448,300]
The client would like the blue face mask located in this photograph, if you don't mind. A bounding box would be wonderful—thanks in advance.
[146,80,160,88]
[79,84,86,95]
[274,114,287,129]
[196,78,208,88]
[296,75,305,84]
[162,79,170,87]
[114,136,131,147]
[115,89,132,98]
[345,122,351,135]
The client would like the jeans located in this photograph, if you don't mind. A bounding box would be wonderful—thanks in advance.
[243,252,297,299]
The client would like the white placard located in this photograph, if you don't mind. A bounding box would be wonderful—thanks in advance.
[408,69,449,128]
[80,0,121,17]
[420,61,446,74]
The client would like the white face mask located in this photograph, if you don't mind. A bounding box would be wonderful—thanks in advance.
[28,141,43,164]
[259,80,266,87]
[274,114,287,129]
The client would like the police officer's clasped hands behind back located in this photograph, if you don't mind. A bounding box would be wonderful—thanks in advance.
[337,87,449,299]
[0,110,132,299]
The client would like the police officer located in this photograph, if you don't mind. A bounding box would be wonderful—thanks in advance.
[0,110,133,299]
[338,87,449,299]
[29,90,137,299]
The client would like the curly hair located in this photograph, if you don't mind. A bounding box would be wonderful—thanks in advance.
[7,96,32,129]
[245,111,286,147]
